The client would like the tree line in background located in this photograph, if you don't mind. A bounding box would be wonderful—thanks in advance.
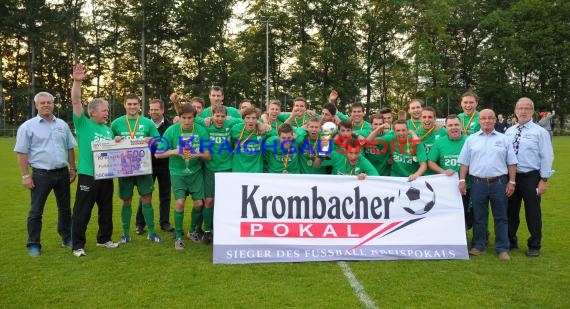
[0,0,568,127]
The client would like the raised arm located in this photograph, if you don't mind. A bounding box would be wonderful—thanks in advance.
[71,64,86,117]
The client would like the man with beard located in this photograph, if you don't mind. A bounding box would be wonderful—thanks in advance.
[364,113,392,176]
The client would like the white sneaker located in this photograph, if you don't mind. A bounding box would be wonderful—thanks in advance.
[96,241,118,249]
[72,248,86,257]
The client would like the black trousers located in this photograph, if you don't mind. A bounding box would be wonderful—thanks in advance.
[135,167,172,228]
[72,175,114,250]
[508,170,542,250]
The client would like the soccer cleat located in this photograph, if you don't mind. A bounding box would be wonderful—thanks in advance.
[135,226,145,235]
[28,246,40,257]
[96,241,118,249]
[187,231,201,243]
[72,248,87,257]
[147,233,163,243]
[118,235,131,246]
[201,231,213,245]
[174,239,185,250]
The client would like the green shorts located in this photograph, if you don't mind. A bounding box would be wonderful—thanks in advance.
[118,174,154,200]
[171,171,204,201]
[204,168,232,198]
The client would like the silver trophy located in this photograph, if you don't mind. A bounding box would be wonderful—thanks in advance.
[318,121,337,158]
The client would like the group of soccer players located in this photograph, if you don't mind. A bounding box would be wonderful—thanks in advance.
[150,87,482,249]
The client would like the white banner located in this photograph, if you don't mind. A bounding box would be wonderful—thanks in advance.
[92,139,152,180]
[213,173,468,264]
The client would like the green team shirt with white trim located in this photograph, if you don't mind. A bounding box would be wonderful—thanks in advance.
[321,151,379,176]
[195,117,242,171]
[381,134,427,177]
[201,106,242,119]
[162,123,210,176]
[263,132,305,174]
[111,115,160,140]
[230,123,274,173]
[428,134,469,186]
[73,113,114,176]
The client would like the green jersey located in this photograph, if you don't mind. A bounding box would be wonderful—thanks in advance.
[364,137,392,176]
[321,151,379,176]
[73,113,114,176]
[201,106,242,119]
[407,119,423,134]
[384,134,427,177]
[278,113,311,129]
[162,123,210,176]
[458,111,480,135]
[261,118,285,136]
[111,115,160,140]
[415,126,445,175]
[264,133,304,174]
[296,129,327,174]
[195,117,242,171]
[428,134,468,185]
[353,120,372,137]
[231,123,273,173]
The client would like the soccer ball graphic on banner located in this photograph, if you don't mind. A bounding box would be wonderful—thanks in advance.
[397,181,436,215]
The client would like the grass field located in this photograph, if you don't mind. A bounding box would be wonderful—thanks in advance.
[1,137,569,308]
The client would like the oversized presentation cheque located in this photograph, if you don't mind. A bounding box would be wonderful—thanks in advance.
[92,139,152,180]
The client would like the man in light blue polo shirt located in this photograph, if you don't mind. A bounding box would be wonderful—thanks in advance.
[14,91,77,257]
[505,98,554,257]
[458,109,518,261]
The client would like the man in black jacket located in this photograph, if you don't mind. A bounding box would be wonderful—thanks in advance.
[136,98,174,233]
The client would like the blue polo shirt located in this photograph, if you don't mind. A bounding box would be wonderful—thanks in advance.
[14,115,77,169]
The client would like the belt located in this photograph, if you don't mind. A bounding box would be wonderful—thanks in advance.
[470,175,506,183]
[32,166,68,173]
[516,170,539,176]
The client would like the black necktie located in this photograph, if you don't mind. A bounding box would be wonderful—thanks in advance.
[513,125,523,155]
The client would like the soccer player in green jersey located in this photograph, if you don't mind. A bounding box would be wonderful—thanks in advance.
[379,107,394,129]
[197,105,242,244]
[388,119,427,180]
[113,95,162,239]
[231,107,273,173]
[264,123,304,174]
[349,102,372,137]
[416,107,444,176]
[428,114,472,229]
[190,97,205,117]
[326,89,350,121]
[280,97,311,129]
[297,117,327,174]
[458,91,480,135]
[111,93,163,244]
[260,99,284,135]
[201,86,241,118]
[238,99,254,114]
[406,99,423,134]
[156,104,211,250]
[315,139,378,179]
[364,113,392,176]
